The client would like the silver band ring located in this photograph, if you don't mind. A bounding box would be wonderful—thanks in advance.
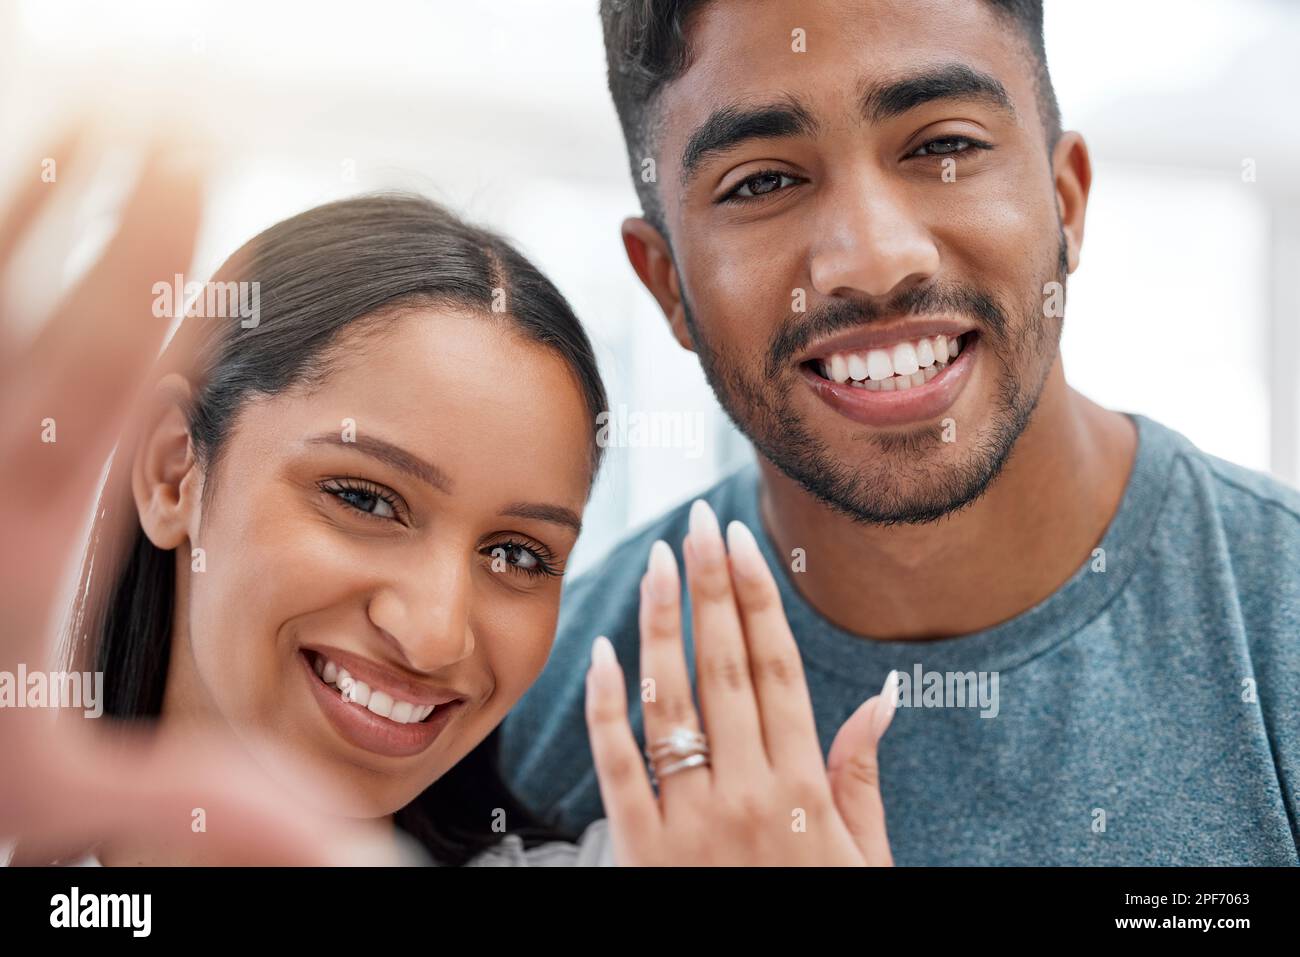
[654,752,710,780]
[645,727,709,762]
[645,726,711,785]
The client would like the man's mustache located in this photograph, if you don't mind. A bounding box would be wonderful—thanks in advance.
[766,282,1011,377]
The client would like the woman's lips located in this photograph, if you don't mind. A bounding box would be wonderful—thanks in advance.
[299,650,462,759]
[801,333,978,428]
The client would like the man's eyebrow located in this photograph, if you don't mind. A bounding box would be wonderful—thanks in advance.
[677,65,1016,188]
[680,96,818,186]
[500,502,584,535]
[860,63,1018,126]
[306,433,452,493]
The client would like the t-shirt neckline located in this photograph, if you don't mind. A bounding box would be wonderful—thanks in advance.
[737,412,1179,677]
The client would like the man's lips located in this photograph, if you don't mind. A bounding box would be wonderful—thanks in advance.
[796,318,978,364]
[800,331,979,428]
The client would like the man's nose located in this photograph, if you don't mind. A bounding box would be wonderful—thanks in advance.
[808,173,941,300]
[366,551,474,671]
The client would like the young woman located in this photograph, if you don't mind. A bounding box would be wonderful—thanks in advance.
[0,157,897,866]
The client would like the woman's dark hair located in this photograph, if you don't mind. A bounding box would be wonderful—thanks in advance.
[67,193,606,864]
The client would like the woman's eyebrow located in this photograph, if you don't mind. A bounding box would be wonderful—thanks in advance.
[500,502,584,535]
[306,432,452,493]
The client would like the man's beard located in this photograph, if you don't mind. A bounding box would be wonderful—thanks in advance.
[682,231,1070,527]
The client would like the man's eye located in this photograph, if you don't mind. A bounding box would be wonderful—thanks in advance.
[725,170,801,201]
[911,136,988,157]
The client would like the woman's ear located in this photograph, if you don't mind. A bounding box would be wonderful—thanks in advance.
[621,217,694,353]
[132,374,201,550]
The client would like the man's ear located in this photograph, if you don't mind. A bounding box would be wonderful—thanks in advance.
[132,374,202,551]
[1051,131,1092,274]
[621,217,694,352]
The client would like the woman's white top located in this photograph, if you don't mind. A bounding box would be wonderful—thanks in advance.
[1,819,615,867]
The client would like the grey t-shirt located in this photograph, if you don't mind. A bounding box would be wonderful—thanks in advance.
[500,414,1300,865]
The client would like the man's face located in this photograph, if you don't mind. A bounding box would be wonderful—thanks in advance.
[649,0,1073,524]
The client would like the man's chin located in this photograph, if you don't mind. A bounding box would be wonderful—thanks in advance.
[751,404,1024,527]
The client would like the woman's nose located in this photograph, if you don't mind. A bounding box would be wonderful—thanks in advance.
[365,554,474,671]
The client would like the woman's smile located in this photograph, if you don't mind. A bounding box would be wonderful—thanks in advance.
[298,647,468,759]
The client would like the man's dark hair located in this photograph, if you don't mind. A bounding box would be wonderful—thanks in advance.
[599,0,1062,232]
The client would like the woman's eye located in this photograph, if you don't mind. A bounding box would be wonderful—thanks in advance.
[485,541,561,579]
[497,543,537,570]
[911,136,986,158]
[320,480,401,521]
[336,488,395,518]
[726,170,801,201]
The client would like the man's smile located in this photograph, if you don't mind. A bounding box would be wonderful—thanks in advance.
[799,330,979,428]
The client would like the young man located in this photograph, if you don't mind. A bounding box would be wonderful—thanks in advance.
[500,0,1300,864]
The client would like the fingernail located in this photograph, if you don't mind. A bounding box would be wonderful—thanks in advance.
[646,539,678,603]
[725,520,765,580]
[688,499,722,563]
[872,669,899,739]
[591,634,617,670]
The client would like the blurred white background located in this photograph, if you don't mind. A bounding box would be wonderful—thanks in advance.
[1,0,1296,574]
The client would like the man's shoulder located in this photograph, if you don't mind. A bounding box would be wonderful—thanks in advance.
[1137,415,1300,664]
[1144,414,1300,536]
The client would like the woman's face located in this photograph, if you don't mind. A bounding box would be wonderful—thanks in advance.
[159,307,594,817]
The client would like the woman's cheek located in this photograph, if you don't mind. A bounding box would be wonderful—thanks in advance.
[185,517,342,715]
[478,606,558,708]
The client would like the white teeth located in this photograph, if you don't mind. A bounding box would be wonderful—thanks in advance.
[891,342,919,376]
[350,680,371,708]
[846,352,869,382]
[313,656,437,725]
[367,690,394,718]
[864,379,881,391]
[819,334,963,389]
[866,349,893,381]
[915,337,935,368]
[879,376,896,391]
[895,374,912,391]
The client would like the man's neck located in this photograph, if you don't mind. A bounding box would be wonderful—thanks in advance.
[757,361,1137,640]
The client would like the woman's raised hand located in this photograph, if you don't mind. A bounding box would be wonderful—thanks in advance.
[0,133,415,865]
[585,498,898,865]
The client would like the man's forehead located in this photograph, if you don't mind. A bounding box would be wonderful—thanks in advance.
[655,0,1027,150]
